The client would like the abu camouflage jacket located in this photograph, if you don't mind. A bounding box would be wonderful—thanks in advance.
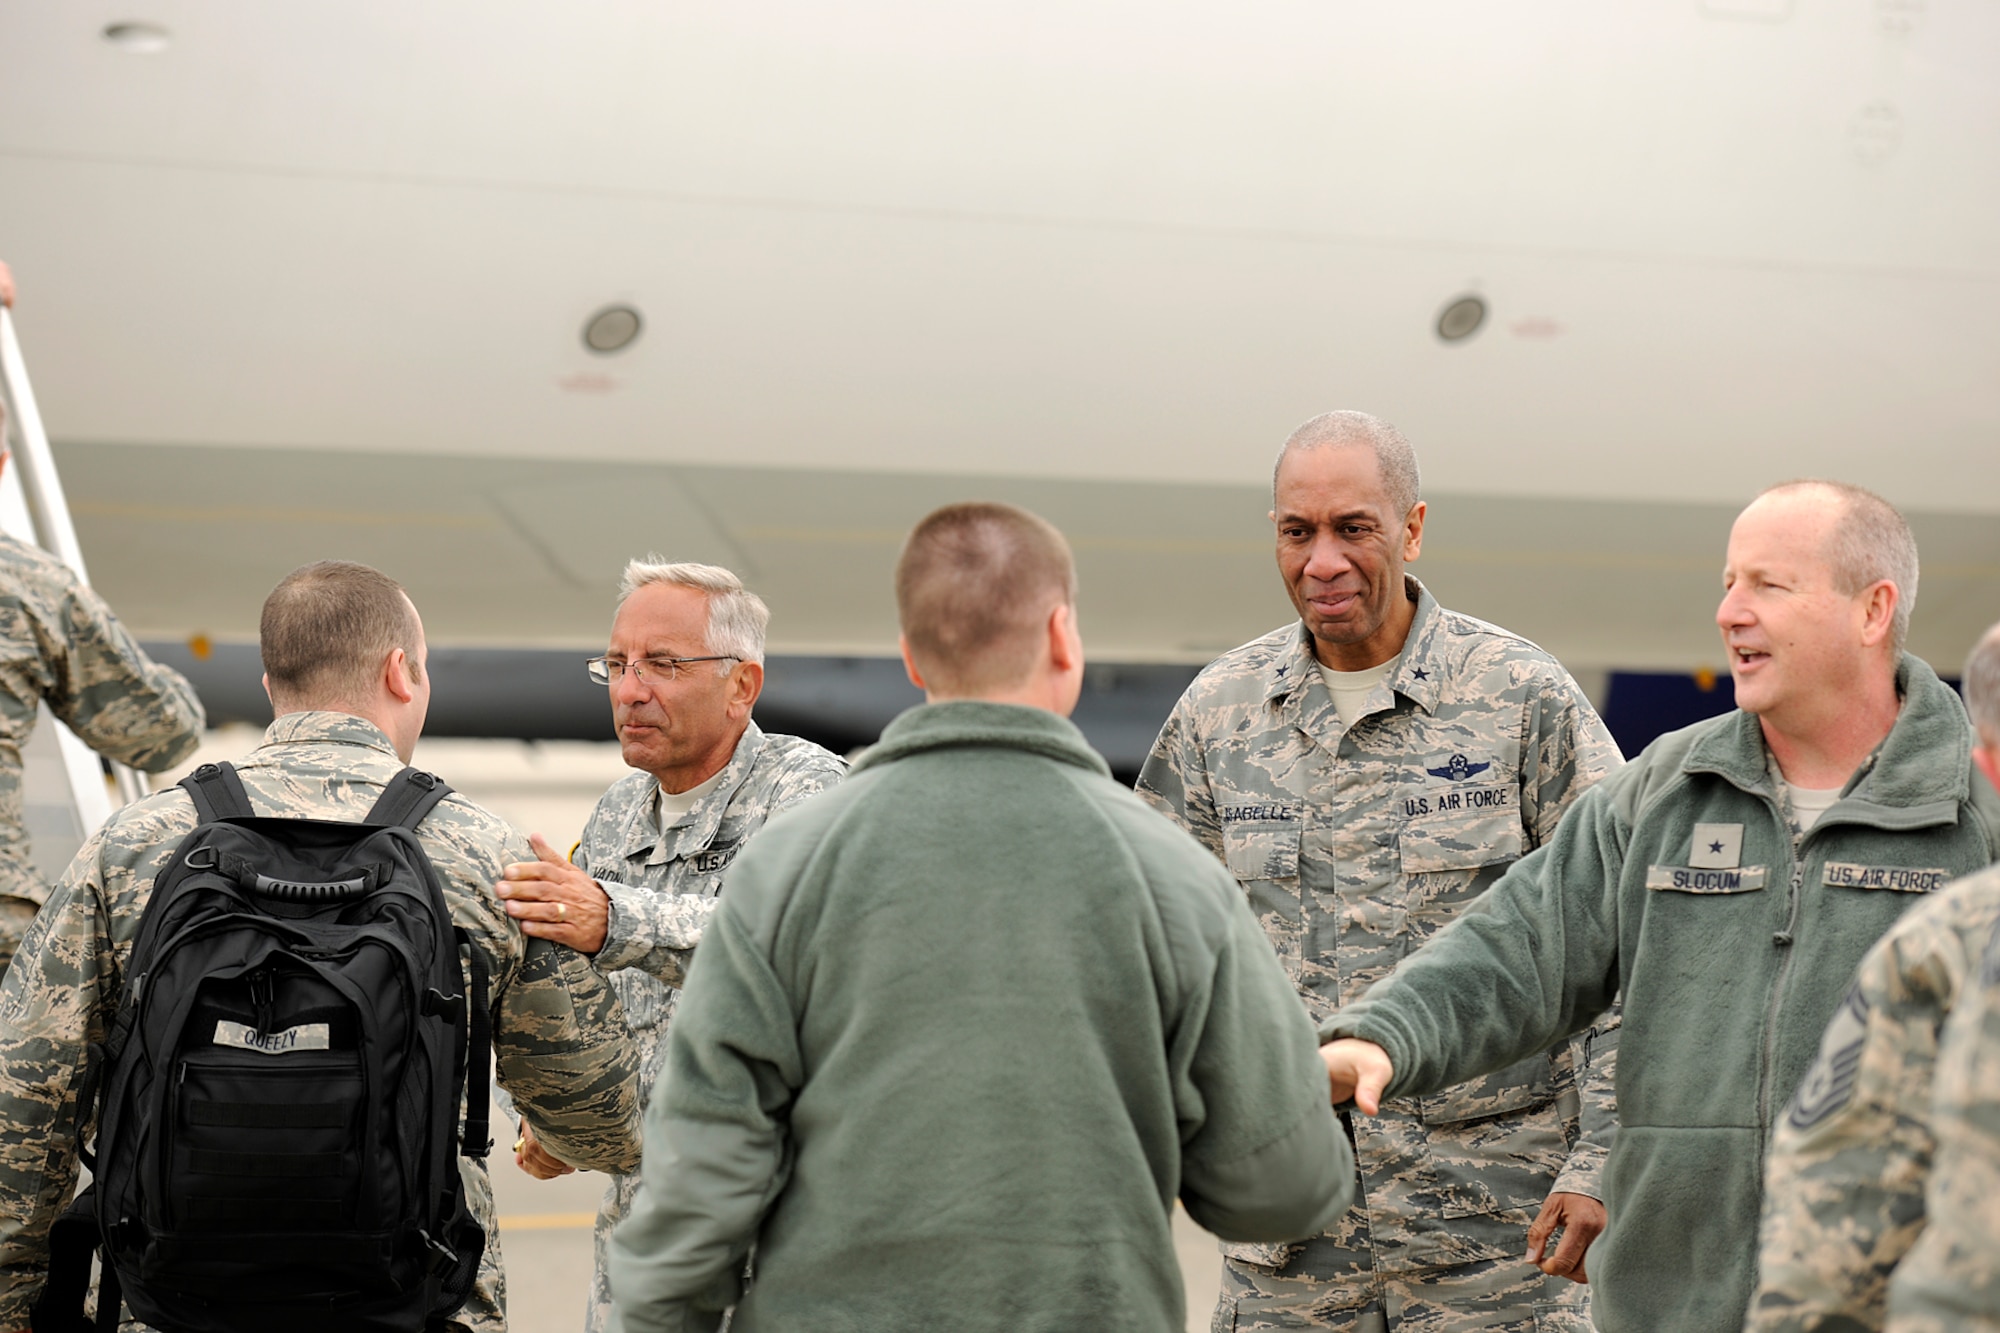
[1752,860,2000,1332]
[1884,869,2000,1331]
[0,712,641,1332]
[1138,578,1622,1287]
[0,532,204,907]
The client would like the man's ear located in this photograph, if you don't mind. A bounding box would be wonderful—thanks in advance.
[1047,603,1082,674]
[383,648,417,705]
[261,671,274,707]
[725,660,764,719]
[898,634,929,692]
[1859,580,1898,649]
[1402,500,1427,563]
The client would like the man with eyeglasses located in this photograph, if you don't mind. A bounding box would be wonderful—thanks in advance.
[493,558,845,1333]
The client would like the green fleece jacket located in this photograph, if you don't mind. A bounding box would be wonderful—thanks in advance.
[1327,656,2000,1333]
[609,702,1353,1333]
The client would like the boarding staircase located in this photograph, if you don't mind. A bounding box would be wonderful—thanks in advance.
[0,307,150,881]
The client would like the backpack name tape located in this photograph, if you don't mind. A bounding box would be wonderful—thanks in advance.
[212,1019,331,1055]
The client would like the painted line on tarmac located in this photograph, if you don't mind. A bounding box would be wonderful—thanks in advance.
[498,1212,597,1231]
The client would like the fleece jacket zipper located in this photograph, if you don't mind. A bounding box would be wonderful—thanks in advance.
[1754,798,1807,1151]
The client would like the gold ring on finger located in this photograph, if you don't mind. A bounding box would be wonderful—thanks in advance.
[556,902,567,920]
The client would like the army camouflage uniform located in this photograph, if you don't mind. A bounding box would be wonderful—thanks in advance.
[1138,578,1622,1333]
[0,532,204,977]
[565,722,845,1333]
[1751,863,2000,1332]
[0,711,643,1332]
[1883,868,2000,1331]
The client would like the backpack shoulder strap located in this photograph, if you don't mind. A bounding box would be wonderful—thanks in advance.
[364,768,454,832]
[177,762,253,822]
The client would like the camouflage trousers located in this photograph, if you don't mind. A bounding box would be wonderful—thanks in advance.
[586,1170,641,1332]
[1212,1242,1592,1332]
[0,893,38,982]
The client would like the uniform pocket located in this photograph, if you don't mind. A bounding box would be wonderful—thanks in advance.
[1398,808,1523,875]
[1416,1072,1568,1216]
[1222,819,1301,883]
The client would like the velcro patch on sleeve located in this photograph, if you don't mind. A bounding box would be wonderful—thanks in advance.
[1821,863,1949,894]
[1645,865,1769,894]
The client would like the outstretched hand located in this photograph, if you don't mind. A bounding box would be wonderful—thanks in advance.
[497,834,611,953]
[1526,1191,1605,1284]
[513,1118,575,1180]
[1319,1039,1394,1114]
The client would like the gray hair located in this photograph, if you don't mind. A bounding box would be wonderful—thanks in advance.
[1758,480,1920,656]
[1272,411,1422,517]
[1964,621,2000,748]
[617,557,770,665]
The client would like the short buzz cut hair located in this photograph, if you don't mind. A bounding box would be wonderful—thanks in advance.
[1273,410,1422,517]
[261,561,422,707]
[1963,621,2000,749]
[896,502,1078,694]
[1758,480,1921,656]
[617,558,770,665]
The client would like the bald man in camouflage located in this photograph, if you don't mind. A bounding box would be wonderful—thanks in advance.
[1751,619,2000,1332]
[1138,412,1621,1333]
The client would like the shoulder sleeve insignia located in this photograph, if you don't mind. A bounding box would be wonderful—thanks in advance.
[1787,983,1870,1131]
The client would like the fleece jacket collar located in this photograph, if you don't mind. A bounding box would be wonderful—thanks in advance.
[1681,655,1971,829]
[854,701,1112,779]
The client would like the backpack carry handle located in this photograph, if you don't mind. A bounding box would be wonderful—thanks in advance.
[250,873,370,903]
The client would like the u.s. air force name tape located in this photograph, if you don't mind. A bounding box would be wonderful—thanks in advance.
[1821,863,1949,893]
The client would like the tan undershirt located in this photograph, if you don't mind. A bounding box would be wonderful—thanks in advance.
[1783,780,1843,833]
[1316,654,1402,729]
[656,765,730,823]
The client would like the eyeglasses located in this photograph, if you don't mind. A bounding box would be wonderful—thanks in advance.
[586,655,739,685]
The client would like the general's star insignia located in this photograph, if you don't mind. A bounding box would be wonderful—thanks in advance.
[1690,823,1745,869]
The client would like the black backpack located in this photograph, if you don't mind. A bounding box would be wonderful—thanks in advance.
[35,762,493,1333]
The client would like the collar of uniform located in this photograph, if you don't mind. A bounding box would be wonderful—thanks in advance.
[1261,575,1439,716]
[1384,577,1445,715]
[619,721,771,867]
[258,710,401,758]
[853,700,1112,779]
[1680,655,1969,821]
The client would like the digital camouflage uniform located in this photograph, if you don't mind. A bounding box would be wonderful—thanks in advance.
[0,711,643,1333]
[0,531,204,976]
[1138,578,1622,1333]
[568,722,846,1333]
[1884,870,2000,1332]
[1752,863,2000,1333]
